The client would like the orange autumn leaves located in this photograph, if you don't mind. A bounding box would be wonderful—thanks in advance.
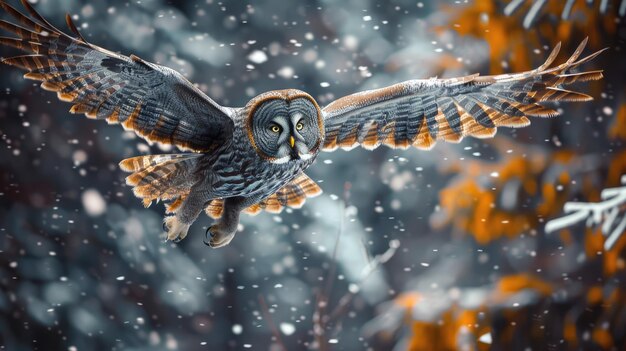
[395,290,490,351]
[406,309,490,351]
[431,148,626,278]
[399,274,553,351]
[432,152,576,244]
[394,274,626,350]
[609,102,626,140]
[440,1,617,73]
[585,226,626,275]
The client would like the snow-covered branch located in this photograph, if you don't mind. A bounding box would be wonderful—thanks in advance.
[545,175,626,250]
[504,0,626,28]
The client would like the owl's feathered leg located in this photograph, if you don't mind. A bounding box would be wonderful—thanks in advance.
[163,216,191,242]
[205,196,248,248]
[163,190,208,242]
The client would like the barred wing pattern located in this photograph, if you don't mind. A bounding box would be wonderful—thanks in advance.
[119,153,202,208]
[205,172,323,219]
[322,39,605,152]
[0,0,234,152]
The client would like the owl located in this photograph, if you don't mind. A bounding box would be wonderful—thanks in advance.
[0,1,605,247]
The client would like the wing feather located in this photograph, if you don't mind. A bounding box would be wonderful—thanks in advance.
[322,39,605,151]
[0,0,234,152]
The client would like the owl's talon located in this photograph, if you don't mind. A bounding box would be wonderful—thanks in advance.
[205,224,236,248]
[163,216,190,242]
[204,227,216,247]
[205,226,215,238]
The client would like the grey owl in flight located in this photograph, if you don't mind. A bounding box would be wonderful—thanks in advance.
[0,0,605,247]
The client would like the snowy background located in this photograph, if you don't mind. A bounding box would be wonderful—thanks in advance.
[1,0,625,350]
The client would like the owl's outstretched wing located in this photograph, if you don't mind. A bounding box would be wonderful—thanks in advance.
[322,39,605,152]
[0,0,234,152]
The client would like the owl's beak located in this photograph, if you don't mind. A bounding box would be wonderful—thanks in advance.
[289,136,295,148]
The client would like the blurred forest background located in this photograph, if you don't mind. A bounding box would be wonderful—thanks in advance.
[1,0,625,350]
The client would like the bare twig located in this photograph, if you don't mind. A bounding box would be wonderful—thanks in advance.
[313,197,345,351]
[327,239,400,324]
[311,182,400,348]
[258,294,287,351]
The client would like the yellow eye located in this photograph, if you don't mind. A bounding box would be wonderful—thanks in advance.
[296,122,303,131]
[270,125,281,133]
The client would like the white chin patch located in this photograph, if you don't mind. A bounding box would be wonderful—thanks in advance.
[271,155,291,164]
[299,153,314,160]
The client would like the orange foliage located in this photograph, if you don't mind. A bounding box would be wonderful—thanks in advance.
[436,149,626,246]
[609,103,626,140]
[586,285,604,304]
[440,1,616,73]
[396,274,556,350]
[394,275,626,350]
[588,285,626,349]
[602,228,626,275]
[583,225,626,275]
[438,179,532,244]
[493,273,553,297]
[607,151,626,185]
[584,227,605,257]
[563,319,578,346]
[440,2,532,73]
[435,154,573,244]
[593,329,614,349]
[406,308,490,351]
[395,292,421,309]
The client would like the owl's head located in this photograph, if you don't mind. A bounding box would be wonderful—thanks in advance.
[245,89,324,164]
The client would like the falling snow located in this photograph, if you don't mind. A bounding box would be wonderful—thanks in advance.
[0,0,624,350]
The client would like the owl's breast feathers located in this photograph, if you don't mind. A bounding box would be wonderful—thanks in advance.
[209,122,318,199]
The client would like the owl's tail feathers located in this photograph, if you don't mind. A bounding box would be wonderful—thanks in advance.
[119,153,201,208]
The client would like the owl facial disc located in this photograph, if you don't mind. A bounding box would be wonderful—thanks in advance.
[246,90,324,163]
